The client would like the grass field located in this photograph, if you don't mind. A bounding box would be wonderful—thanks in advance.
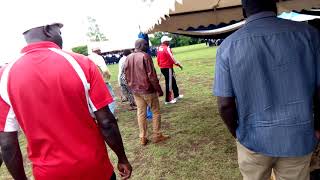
[0,44,241,180]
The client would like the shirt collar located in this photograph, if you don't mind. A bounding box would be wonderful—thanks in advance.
[134,49,145,53]
[246,11,276,24]
[21,41,61,53]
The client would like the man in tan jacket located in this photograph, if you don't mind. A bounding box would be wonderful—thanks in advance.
[124,39,169,145]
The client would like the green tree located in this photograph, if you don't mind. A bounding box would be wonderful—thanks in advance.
[72,45,88,56]
[150,32,163,46]
[87,16,107,42]
[150,32,201,47]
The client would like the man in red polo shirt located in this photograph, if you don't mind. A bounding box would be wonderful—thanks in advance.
[157,36,183,104]
[0,22,132,180]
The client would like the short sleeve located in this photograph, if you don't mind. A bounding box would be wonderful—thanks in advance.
[88,55,109,74]
[0,68,20,132]
[213,47,234,97]
[166,47,178,64]
[87,60,114,111]
[97,57,109,75]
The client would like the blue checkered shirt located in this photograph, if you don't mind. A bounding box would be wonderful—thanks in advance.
[214,11,320,157]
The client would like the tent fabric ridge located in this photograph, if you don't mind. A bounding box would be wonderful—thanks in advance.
[178,19,244,31]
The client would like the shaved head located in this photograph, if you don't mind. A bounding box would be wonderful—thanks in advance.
[135,38,148,52]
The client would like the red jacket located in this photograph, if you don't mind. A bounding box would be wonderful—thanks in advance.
[157,44,178,69]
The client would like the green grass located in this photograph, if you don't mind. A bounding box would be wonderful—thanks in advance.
[0,44,241,180]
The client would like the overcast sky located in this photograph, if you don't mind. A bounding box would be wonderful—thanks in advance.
[0,0,157,64]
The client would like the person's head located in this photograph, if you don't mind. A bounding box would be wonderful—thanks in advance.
[123,49,131,56]
[242,0,277,18]
[23,23,63,48]
[92,48,102,55]
[161,36,172,46]
[135,38,148,52]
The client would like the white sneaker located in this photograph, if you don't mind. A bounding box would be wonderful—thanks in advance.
[175,95,184,101]
[165,99,177,105]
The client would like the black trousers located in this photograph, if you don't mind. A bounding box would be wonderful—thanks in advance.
[311,169,320,180]
[160,68,180,102]
[110,172,116,180]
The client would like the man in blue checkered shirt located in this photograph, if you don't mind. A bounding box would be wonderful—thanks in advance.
[214,0,320,179]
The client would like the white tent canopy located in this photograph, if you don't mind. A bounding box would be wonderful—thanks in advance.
[175,21,245,37]
[279,12,320,22]
[0,0,319,65]
[0,0,178,64]
[174,11,320,37]
[88,39,135,54]
[147,0,320,33]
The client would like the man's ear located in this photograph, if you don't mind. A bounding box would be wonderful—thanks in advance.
[43,25,52,38]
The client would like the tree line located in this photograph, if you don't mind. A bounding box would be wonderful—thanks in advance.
[72,17,203,55]
[150,32,202,47]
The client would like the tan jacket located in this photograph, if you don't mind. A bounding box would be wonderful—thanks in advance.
[124,51,162,95]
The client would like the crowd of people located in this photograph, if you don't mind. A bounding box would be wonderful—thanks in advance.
[205,39,224,47]
[117,36,184,145]
[0,0,319,180]
[100,47,157,65]
[102,52,123,65]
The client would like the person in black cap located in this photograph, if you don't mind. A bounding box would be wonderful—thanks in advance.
[214,0,320,180]
[0,22,132,180]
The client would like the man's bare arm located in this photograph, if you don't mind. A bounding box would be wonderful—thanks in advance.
[0,131,27,180]
[94,107,132,179]
[217,97,238,138]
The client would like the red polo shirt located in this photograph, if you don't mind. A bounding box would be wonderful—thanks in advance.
[156,44,177,69]
[0,42,114,180]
